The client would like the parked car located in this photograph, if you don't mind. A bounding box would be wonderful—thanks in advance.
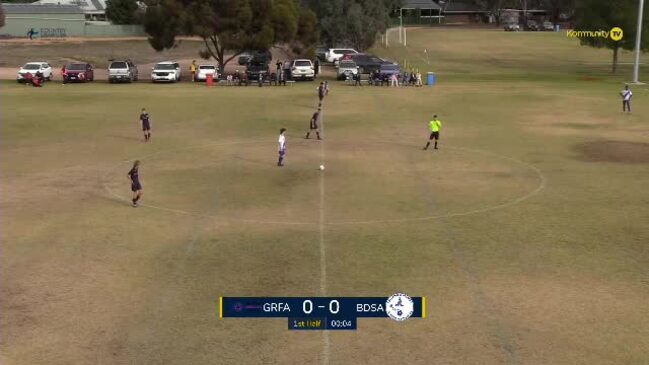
[151,61,181,82]
[289,59,315,81]
[238,52,252,65]
[377,63,401,79]
[63,63,94,83]
[108,60,138,83]
[349,54,386,74]
[195,64,218,81]
[503,22,521,31]
[17,62,52,83]
[246,53,270,82]
[524,20,539,31]
[542,21,554,31]
[337,60,358,80]
[325,48,359,64]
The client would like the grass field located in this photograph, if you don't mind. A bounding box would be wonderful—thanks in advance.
[2,28,649,365]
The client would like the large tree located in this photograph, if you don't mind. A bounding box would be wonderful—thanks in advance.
[106,0,139,24]
[0,3,5,29]
[303,0,401,50]
[144,0,317,73]
[575,0,648,73]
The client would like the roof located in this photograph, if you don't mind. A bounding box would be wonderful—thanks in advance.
[32,0,107,14]
[2,3,84,14]
[442,2,486,13]
[401,0,442,10]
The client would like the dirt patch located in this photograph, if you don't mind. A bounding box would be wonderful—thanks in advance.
[575,141,649,163]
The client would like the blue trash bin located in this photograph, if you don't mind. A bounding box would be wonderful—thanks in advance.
[427,72,436,86]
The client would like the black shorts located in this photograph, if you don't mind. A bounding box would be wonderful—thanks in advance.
[429,131,440,140]
[142,124,151,131]
[131,181,142,192]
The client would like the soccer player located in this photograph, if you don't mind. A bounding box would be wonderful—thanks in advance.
[318,82,326,106]
[305,108,322,140]
[127,160,143,207]
[140,108,152,142]
[424,115,442,150]
[278,128,287,167]
[621,85,633,113]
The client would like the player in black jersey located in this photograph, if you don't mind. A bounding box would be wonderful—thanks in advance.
[127,160,143,207]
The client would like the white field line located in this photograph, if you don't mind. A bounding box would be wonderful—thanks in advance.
[319,103,330,365]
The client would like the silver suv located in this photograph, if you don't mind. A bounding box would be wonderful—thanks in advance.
[108,60,138,83]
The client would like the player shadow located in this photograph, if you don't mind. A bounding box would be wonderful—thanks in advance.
[107,134,144,142]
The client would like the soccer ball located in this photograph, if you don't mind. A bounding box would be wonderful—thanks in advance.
[319,165,325,171]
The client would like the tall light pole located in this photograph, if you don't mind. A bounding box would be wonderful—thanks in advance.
[399,7,403,44]
[632,0,645,84]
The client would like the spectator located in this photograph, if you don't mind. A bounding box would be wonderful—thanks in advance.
[276,60,282,75]
[314,58,320,77]
[226,74,233,86]
[354,72,362,86]
[390,73,399,87]
[190,60,197,82]
[416,71,423,87]
[410,71,416,86]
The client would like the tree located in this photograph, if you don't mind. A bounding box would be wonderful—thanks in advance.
[144,0,317,73]
[575,0,648,73]
[0,4,5,29]
[106,0,139,24]
[303,0,400,50]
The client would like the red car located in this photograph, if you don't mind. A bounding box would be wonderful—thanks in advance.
[63,63,94,83]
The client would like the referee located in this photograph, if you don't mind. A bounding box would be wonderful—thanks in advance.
[424,115,442,150]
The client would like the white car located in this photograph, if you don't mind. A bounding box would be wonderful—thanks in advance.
[325,48,359,64]
[337,60,358,80]
[195,64,218,81]
[17,62,52,82]
[151,61,181,82]
[289,59,315,81]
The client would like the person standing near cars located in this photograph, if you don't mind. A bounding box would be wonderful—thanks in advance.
[318,82,326,106]
[190,60,197,82]
[314,58,320,77]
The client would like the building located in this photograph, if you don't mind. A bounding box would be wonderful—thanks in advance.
[398,0,443,25]
[1,3,85,38]
[438,1,490,23]
[0,2,145,38]
[33,0,108,21]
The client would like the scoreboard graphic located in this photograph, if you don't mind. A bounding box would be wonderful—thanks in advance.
[219,293,426,330]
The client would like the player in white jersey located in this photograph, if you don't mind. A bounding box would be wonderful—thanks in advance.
[277,128,287,166]
[621,85,633,113]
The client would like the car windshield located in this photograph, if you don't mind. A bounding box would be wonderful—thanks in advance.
[67,64,87,71]
[23,64,41,70]
[110,62,127,69]
[338,50,355,54]
[199,65,215,70]
[295,61,311,67]
[340,62,357,68]
[156,64,176,70]
[381,65,399,71]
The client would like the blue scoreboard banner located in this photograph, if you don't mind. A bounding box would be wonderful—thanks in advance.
[219,295,426,330]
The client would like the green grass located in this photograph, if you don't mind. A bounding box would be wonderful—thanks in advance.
[1,28,648,365]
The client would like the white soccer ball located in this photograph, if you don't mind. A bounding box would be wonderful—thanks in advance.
[319,165,325,171]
